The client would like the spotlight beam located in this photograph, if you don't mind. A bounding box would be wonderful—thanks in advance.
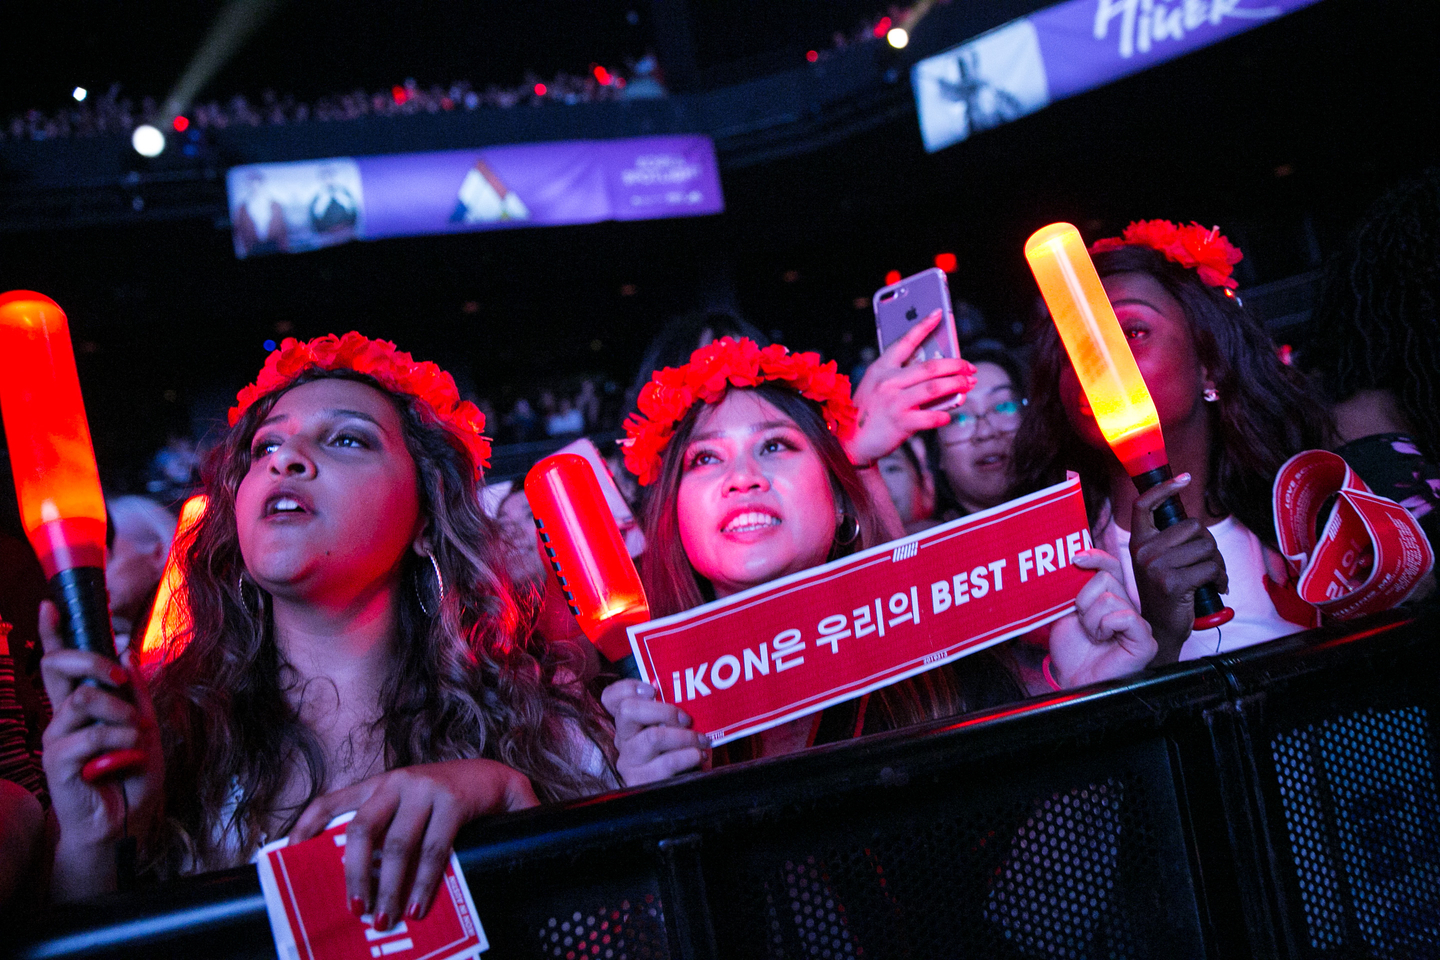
[160,0,286,122]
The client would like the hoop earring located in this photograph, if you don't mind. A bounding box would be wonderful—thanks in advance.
[416,553,445,617]
[1203,387,1219,403]
[835,514,861,547]
[238,571,265,617]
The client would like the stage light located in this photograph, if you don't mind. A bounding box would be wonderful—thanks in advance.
[887,27,909,48]
[172,115,189,132]
[934,252,957,273]
[392,85,408,104]
[885,269,902,285]
[593,65,613,85]
[534,82,547,96]
[132,124,165,157]
[72,87,87,102]
[873,16,892,38]
[263,339,276,351]
[806,50,819,63]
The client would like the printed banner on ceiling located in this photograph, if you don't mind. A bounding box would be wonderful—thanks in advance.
[914,0,1324,152]
[225,135,724,258]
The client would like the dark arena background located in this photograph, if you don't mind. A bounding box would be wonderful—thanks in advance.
[3,1,1440,958]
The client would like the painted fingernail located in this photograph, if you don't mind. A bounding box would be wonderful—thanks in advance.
[350,896,365,918]
[407,900,425,921]
[375,911,390,931]
[1175,472,1192,484]
[109,665,129,686]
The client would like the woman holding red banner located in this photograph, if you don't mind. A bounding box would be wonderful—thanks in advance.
[604,316,1156,785]
[1013,220,1332,664]
[40,334,615,926]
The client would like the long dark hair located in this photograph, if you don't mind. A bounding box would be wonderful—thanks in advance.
[1011,245,1331,544]
[148,369,614,875]
[639,383,1015,734]
[1310,168,1440,460]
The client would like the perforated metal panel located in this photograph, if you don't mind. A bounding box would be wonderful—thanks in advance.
[1271,706,1440,958]
[706,746,1197,960]
[533,895,668,960]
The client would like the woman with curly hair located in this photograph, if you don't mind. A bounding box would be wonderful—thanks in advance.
[605,316,1155,785]
[39,334,615,925]
[1012,221,1332,664]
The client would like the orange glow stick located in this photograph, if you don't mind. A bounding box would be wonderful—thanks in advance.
[0,290,146,779]
[525,453,648,676]
[1024,225,1233,629]
[139,494,207,670]
[1024,223,1167,476]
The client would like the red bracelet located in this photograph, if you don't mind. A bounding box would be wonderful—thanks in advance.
[1041,655,1063,692]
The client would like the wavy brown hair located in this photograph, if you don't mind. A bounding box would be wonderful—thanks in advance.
[1011,245,1332,545]
[147,369,615,875]
[639,384,1018,736]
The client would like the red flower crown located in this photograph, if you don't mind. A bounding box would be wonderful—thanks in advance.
[622,337,857,486]
[229,332,490,474]
[1090,219,1244,291]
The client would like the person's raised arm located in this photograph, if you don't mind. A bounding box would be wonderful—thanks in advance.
[847,310,976,540]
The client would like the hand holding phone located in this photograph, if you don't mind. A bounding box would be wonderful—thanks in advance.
[847,307,977,468]
[873,267,964,407]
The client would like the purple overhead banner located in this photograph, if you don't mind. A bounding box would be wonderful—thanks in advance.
[913,0,1323,152]
[225,135,724,258]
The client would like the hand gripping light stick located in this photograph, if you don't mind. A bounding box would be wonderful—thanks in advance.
[0,291,148,780]
[525,454,648,678]
[1024,225,1234,630]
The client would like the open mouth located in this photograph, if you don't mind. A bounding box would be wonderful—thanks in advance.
[722,510,781,534]
[264,494,312,517]
[974,453,1008,469]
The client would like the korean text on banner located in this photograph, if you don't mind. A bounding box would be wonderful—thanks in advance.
[628,474,1093,745]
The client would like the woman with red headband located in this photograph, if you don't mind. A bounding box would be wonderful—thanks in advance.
[39,334,615,923]
[604,317,1156,785]
[1013,221,1332,664]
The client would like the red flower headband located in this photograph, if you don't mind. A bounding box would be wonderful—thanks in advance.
[229,332,491,474]
[1090,219,1244,291]
[622,337,858,486]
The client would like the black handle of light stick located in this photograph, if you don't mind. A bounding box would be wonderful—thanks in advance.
[1131,466,1235,630]
[48,566,147,781]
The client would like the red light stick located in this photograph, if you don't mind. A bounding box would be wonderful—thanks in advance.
[1024,225,1233,630]
[139,494,207,670]
[525,454,649,678]
[0,291,147,780]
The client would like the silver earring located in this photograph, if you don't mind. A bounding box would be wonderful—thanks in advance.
[238,571,264,616]
[1203,387,1219,403]
[416,553,445,617]
[835,514,860,546]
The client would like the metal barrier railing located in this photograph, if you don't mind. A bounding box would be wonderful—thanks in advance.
[10,608,1436,960]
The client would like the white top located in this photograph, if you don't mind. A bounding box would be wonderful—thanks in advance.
[1104,514,1305,660]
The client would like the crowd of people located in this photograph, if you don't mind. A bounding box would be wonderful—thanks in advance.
[4,2,936,144]
[3,171,1439,938]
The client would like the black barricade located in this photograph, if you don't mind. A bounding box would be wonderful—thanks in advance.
[10,609,1438,960]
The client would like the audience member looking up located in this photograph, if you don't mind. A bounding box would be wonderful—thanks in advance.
[1013,220,1332,665]
[40,333,615,929]
[603,318,1155,786]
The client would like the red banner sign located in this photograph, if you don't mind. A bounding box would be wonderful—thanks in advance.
[628,475,1092,744]
[1274,450,1434,620]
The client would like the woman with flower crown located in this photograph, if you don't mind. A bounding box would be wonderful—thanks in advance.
[604,315,1157,785]
[39,333,616,923]
[1012,220,1333,665]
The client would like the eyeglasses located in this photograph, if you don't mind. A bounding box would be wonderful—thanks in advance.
[941,398,1026,443]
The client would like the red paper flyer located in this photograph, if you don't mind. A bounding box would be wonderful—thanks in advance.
[256,812,488,960]
[628,474,1093,745]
